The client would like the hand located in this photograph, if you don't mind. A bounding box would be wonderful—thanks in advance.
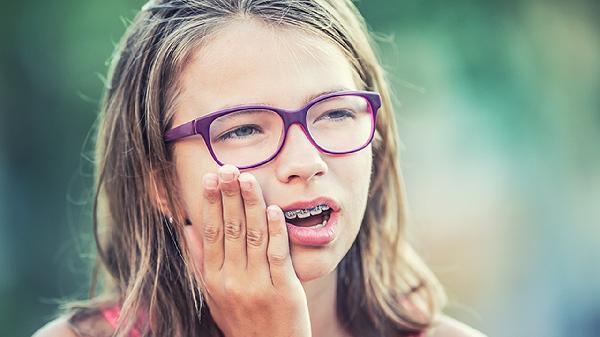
[183,164,312,337]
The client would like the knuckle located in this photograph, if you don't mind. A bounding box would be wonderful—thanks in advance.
[203,189,220,203]
[221,186,239,198]
[269,228,285,238]
[268,252,288,266]
[246,228,265,247]
[224,219,243,239]
[242,194,260,207]
[203,224,221,243]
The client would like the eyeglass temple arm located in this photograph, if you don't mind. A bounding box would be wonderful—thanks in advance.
[164,120,196,142]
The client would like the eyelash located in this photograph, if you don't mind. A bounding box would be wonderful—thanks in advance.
[316,109,355,121]
[215,125,263,142]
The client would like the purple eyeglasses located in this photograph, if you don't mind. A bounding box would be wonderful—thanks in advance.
[164,90,381,169]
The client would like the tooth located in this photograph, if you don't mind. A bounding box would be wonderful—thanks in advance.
[297,210,310,218]
[310,208,323,215]
[285,211,297,219]
[321,205,330,211]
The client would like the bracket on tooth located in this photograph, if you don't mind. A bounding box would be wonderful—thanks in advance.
[297,210,311,218]
[284,204,330,220]
[309,208,324,216]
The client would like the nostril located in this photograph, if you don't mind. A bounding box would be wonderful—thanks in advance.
[282,168,325,184]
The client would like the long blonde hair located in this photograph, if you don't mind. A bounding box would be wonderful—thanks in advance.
[68,1,447,336]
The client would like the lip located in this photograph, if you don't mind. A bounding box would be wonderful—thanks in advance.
[280,196,341,213]
[286,210,339,246]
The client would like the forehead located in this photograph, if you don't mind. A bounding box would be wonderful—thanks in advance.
[173,18,359,124]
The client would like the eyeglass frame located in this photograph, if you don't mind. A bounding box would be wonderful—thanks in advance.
[164,90,382,169]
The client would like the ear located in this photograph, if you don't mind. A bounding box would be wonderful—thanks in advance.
[373,129,383,151]
[146,168,171,215]
[146,167,193,226]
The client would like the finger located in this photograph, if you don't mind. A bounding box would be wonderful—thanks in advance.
[265,205,295,287]
[238,172,269,275]
[219,164,247,270]
[200,173,224,273]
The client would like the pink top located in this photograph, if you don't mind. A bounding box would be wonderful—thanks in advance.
[100,305,143,337]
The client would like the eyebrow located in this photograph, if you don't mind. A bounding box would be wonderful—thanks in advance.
[211,108,271,123]
[215,87,352,111]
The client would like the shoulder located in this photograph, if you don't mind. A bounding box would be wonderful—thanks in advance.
[32,317,79,337]
[426,314,488,337]
[32,308,115,337]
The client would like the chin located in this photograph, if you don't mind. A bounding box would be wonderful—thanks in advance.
[289,245,341,283]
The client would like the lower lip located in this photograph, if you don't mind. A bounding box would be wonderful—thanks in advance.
[286,211,339,246]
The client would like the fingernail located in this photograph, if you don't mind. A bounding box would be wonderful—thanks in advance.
[219,165,236,182]
[203,174,218,189]
[267,206,280,221]
[239,175,253,192]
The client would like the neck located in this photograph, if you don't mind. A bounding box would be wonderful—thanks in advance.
[302,269,351,337]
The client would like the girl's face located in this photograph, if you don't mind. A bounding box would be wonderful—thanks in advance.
[171,19,372,282]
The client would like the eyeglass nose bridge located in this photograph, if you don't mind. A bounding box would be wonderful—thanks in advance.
[277,105,323,153]
[278,104,310,125]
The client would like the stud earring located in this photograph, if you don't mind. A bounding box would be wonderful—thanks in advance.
[165,215,192,226]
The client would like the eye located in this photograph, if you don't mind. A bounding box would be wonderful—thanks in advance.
[215,124,263,142]
[315,109,356,122]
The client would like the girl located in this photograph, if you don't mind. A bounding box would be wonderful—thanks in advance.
[35,0,485,336]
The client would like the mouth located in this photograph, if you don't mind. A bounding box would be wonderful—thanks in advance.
[281,197,340,229]
[279,197,341,246]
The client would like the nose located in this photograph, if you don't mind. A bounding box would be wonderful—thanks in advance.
[274,123,328,184]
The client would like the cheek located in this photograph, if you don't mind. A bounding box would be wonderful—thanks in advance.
[184,223,205,275]
[331,146,373,224]
[173,141,220,229]
[334,146,373,196]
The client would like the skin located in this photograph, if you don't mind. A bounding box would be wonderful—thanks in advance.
[173,18,371,337]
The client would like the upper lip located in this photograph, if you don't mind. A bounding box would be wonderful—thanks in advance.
[280,196,341,213]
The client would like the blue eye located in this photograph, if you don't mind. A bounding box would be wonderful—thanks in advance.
[316,109,356,122]
[216,125,263,142]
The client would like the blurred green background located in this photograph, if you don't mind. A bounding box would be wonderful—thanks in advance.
[1,0,599,336]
